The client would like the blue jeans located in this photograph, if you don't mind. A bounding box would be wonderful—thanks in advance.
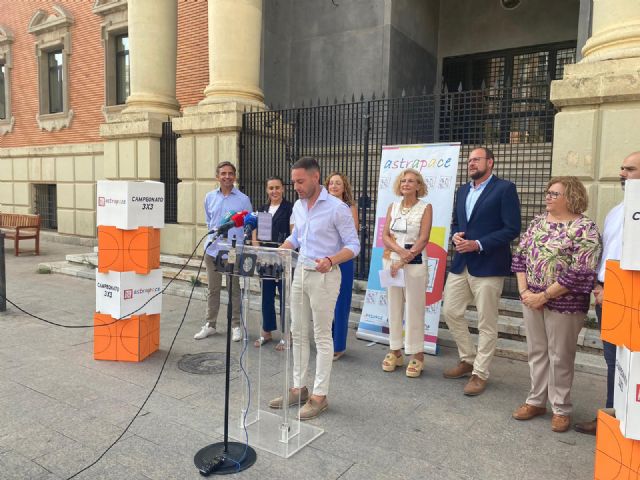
[596,303,616,408]
[332,259,354,353]
[261,278,283,333]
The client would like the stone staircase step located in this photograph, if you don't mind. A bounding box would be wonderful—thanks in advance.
[40,252,607,373]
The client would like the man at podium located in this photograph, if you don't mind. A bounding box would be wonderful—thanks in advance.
[269,156,360,420]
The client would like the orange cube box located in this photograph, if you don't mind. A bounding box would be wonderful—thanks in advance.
[93,312,160,362]
[601,260,640,349]
[595,409,640,479]
[97,226,160,275]
[602,302,639,350]
[603,260,640,311]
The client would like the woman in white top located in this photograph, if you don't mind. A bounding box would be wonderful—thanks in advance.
[252,176,293,349]
[381,168,432,377]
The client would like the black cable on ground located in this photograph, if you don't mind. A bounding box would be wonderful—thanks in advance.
[65,248,207,479]
[1,233,255,478]
[0,233,208,328]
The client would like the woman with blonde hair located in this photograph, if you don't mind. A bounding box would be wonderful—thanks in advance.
[511,176,601,432]
[381,168,432,377]
[325,172,359,360]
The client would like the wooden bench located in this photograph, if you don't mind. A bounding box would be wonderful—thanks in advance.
[0,213,41,256]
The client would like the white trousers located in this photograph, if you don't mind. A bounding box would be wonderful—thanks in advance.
[384,261,428,355]
[290,267,341,396]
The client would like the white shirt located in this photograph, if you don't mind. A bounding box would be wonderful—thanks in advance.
[286,187,360,260]
[598,202,624,283]
[268,204,280,216]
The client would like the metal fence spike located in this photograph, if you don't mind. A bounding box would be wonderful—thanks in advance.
[401,89,406,98]
[360,93,364,101]
[372,92,376,100]
[457,82,463,92]
[422,85,427,95]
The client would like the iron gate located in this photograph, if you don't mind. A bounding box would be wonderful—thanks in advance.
[160,121,180,223]
[240,83,556,297]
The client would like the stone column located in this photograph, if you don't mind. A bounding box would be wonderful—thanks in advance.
[123,0,180,116]
[100,0,179,185]
[164,1,265,255]
[581,0,640,63]
[550,0,640,226]
[201,0,264,106]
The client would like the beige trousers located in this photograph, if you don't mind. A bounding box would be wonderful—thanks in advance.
[442,268,504,380]
[291,267,341,396]
[384,261,427,355]
[204,253,241,329]
[522,306,585,415]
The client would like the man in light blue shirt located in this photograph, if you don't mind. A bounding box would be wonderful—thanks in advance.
[269,156,359,420]
[194,161,252,342]
[464,173,494,251]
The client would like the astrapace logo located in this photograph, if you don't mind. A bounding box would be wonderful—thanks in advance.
[98,197,105,206]
[124,289,133,300]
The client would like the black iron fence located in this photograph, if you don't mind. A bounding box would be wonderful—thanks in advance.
[160,121,180,223]
[240,83,556,297]
[33,184,57,230]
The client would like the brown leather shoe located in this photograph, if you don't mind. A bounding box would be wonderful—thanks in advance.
[512,403,547,420]
[463,374,486,396]
[298,396,328,421]
[551,414,570,433]
[443,361,473,379]
[574,419,597,435]
[268,387,309,409]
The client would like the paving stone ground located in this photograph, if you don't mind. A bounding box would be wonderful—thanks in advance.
[0,239,603,479]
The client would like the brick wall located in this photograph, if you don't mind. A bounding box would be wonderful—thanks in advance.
[0,0,104,147]
[177,0,209,109]
[0,0,209,149]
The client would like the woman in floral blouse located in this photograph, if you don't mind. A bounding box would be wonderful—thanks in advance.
[511,176,601,433]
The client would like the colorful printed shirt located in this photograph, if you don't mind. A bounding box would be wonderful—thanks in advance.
[511,214,602,314]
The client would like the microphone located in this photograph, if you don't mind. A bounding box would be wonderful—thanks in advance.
[207,210,240,236]
[221,210,237,224]
[213,220,236,236]
[243,212,258,237]
[231,210,249,228]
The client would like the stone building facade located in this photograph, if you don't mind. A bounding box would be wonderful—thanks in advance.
[0,0,638,255]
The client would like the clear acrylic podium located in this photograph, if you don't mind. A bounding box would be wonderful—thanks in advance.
[213,242,324,458]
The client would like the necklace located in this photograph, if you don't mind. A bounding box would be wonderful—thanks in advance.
[400,201,417,215]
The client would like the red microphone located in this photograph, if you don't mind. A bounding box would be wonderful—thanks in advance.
[231,210,249,228]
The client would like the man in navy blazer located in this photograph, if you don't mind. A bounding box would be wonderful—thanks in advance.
[442,147,521,396]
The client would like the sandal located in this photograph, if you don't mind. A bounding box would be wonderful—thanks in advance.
[382,352,404,372]
[254,335,272,348]
[406,358,424,378]
[333,351,345,361]
[275,339,287,351]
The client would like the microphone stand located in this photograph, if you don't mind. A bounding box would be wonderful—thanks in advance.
[194,235,257,475]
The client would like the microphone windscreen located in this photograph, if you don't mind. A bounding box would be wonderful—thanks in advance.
[220,210,237,225]
[244,212,258,230]
[231,211,248,227]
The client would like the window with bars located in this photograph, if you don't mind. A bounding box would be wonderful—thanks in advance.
[34,184,57,230]
[443,42,576,92]
[48,51,63,114]
[0,62,5,119]
[115,34,129,105]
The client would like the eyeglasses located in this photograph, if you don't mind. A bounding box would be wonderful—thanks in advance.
[545,191,564,199]
[468,157,488,164]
